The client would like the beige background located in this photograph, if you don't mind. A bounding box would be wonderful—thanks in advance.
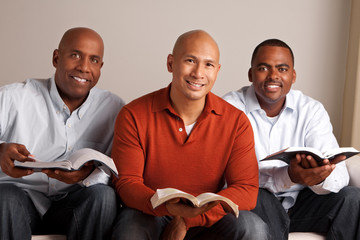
[0,0,352,143]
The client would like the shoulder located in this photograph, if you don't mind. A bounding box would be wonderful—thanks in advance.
[222,86,250,112]
[288,89,326,113]
[123,88,162,112]
[0,78,49,99]
[91,87,126,109]
[210,92,250,126]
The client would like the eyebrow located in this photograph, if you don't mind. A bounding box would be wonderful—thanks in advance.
[72,49,102,59]
[185,54,216,62]
[256,62,290,68]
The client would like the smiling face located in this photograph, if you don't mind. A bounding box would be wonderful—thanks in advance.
[249,45,296,116]
[52,28,104,111]
[167,30,221,106]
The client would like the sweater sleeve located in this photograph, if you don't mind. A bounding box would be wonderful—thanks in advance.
[111,107,169,216]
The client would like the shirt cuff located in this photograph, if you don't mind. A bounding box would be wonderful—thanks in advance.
[79,166,110,187]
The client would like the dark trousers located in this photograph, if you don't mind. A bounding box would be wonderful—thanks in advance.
[0,183,117,240]
[252,187,360,240]
[112,207,270,240]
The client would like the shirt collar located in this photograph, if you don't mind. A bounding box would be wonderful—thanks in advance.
[49,75,94,119]
[245,84,296,114]
[244,84,262,114]
[152,84,223,117]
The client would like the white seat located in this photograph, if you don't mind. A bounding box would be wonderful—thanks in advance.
[288,232,325,240]
[31,235,66,240]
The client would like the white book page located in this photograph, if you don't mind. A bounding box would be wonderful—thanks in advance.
[286,147,323,158]
[151,188,197,208]
[15,160,72,170]
[196,192,239,217]
[323,147,359,158]
[68,148,116,172]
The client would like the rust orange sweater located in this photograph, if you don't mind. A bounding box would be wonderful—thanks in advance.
[112,85,258,229]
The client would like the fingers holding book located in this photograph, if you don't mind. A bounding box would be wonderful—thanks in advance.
[165,197,219,218]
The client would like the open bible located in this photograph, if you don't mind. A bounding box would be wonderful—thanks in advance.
[150,188,239,217]
[261,146,359,165]
[14,148,118,176]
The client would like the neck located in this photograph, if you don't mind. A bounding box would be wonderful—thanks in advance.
[61,95,88,114]
[170,96,205,126]
[64,100,83,113]
[258,98,285,117]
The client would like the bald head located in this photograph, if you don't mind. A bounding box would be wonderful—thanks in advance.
[172,30,220,61]
[52,27,105,112]
[58,27,104,58]
[167,30,221,108]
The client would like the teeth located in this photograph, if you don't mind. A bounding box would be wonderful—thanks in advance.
[188,81,203,87]
[73,76,87,82]
[267,85,279,88]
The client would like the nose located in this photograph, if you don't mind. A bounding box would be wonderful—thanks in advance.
[191,64,205,79]
[76,58,90,73]
[267,68,279,80]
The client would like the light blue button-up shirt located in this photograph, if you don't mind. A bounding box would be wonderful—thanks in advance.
[0,77,125,215]
[223,85,349,211]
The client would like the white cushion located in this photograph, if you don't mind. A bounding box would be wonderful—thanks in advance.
[31,235,66,240]
[288,232,325,240]
[346,154,360,187]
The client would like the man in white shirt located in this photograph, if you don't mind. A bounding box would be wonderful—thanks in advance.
[223,39,360,239]
[0,27,125,239]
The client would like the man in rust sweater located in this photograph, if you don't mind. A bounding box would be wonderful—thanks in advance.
[111,30,269,240]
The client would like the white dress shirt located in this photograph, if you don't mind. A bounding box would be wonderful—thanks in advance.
[0,77,125,215]
[223,85,349,211]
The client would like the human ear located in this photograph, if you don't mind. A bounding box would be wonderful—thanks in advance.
[52,49,59,68]
[167,54,174,73]
[248,68,253,83]
[292,69,297,83]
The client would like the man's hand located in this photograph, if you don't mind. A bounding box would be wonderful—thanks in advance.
[0,143,34,177]
[288,153,335,186]
[165,198,219,218]
[161,216,187,240]
[42,161,94,184]
[329,154,346,165]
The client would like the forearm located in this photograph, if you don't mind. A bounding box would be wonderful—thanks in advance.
[112,177,169,216]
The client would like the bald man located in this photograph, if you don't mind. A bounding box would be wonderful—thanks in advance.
[0,27,125,239]
[111,30,269,240]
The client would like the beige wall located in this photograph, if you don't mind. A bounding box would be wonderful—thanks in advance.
[341,0,360,149]
[0,0,351,142]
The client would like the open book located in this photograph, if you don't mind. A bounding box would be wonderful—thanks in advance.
[150,188,239,217]
[261,147,359,165]
[14,148,118,176]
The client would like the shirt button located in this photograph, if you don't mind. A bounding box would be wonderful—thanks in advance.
[68,124,72,128]
[179,128,183,132]
[68,146,72,151]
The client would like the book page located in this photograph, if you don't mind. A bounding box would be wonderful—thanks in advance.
[196,193,239,217]
[14,159,72,170]
[68,148,117,174]
[151,188,198,208]
[323,147,359,159]
[285,147,323,158]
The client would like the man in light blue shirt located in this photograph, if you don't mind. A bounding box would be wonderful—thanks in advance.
[0,27,125,239]
[223,39,360,239]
